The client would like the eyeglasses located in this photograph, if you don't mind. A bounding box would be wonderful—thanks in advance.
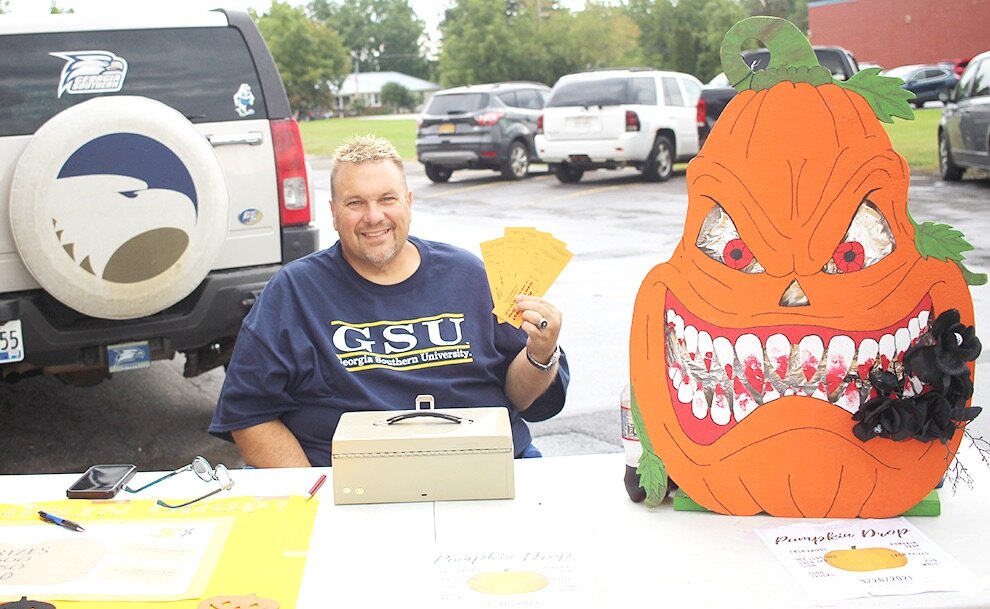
[124,456,234,508]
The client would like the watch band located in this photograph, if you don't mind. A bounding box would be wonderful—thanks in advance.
[526,344,560,371]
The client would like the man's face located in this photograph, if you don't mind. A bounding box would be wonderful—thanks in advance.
[330,160,412,274]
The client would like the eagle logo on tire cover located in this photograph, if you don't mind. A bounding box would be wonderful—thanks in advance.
[53,133,197,283]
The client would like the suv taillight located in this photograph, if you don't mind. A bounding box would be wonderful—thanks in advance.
[625,110,640,132]
[537,114,543,134]
[271,118,311,226]
[475,111,505,127]
[696,98,707,128]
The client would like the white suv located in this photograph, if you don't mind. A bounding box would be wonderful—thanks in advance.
[535,69,703,183]
[0,10,318,386]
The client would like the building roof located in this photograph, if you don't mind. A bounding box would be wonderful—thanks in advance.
[335,71,440,95]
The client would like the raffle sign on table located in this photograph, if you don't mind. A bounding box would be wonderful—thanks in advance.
[755,517,979,601]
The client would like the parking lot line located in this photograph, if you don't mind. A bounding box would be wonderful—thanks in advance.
[543,184,625,202]
[415,181,504,200]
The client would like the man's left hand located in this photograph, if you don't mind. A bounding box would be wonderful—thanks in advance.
[514,294,561,365]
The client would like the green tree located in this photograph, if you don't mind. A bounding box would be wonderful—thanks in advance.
[380,82,416,112]
[438,0,639,87]
[740,0,809,33]
[255,2,350,116]
[626,0,744,82]
[309,0,431,79]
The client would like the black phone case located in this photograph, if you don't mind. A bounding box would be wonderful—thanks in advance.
[66,463,137,499]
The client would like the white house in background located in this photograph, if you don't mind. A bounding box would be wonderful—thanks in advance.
[333,71,441,112]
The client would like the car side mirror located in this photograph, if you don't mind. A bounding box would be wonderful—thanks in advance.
[939,87,956,103]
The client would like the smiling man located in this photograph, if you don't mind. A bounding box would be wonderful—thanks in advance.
[209,135,569,467]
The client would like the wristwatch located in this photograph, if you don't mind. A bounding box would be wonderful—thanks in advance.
[526,344,560,371]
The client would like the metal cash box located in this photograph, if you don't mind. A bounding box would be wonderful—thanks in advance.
[331,395,515,505]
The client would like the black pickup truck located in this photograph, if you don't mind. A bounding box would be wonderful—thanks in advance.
[697,46,860,147]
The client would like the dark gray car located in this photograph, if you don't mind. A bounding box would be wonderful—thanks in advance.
[939,50,990,181]
[415,82,549,182]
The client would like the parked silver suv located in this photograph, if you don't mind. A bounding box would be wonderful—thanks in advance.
[415,82,550,182]
[0,10,318,385]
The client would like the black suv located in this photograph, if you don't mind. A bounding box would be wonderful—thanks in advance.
[415,82,550,182]
[0,10,318,386]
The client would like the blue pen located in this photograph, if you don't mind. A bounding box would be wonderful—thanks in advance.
[38,510,85,532]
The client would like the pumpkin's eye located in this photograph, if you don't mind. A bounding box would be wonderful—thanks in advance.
[697,204,765,274]
[722,238,753,269]
[823,201,895,274]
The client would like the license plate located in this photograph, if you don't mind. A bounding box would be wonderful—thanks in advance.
[108,340,151,373]
[438,122,456,135]
[0,319,24,363]
[565,116,597,131]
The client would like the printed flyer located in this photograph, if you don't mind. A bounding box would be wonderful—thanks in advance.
[433,547,590,609]
[755,517,979,601]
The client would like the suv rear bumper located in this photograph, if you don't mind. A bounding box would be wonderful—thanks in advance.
[535,133,654,164]
[416,136,508,170]
[0,224,319,378]
[0,266,275,376]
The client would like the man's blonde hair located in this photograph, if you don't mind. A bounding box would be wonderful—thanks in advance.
[330,135,405,200]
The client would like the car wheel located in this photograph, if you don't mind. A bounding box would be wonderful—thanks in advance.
[643,134,674,182]
[9,96,229,320]
[501,141,529,180]
[553,163,584,184]
[939,130,965,181]
[424,163,453,183]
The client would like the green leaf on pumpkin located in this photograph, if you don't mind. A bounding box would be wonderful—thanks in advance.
[912,219,987,286]
[914,220,974,262]
[630,387,668,507]
[958,261,988,286]
[839,68,915,123]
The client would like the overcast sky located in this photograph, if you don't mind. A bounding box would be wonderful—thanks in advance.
[2,1,582,42]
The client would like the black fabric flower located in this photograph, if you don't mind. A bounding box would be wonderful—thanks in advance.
[852,309,982,444]
[903,309,981,389]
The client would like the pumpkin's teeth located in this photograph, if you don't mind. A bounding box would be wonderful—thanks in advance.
[663,305,934,429]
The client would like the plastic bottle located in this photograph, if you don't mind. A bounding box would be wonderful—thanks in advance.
[621,383,647,503]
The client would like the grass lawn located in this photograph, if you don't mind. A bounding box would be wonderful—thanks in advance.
[298,109,942,173]
[298,116,417,159]
[882,107,941,175]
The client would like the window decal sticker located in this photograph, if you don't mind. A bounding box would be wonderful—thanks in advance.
[51,50,128,97]
[233,83,256,117]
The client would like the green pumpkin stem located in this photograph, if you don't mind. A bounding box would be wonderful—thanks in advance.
[719,16,915,122]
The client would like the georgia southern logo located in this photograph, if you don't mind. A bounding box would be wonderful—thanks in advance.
[51,51,128,98]
[53,133,198,283]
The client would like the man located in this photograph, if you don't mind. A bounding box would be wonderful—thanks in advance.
[209,135,568,467]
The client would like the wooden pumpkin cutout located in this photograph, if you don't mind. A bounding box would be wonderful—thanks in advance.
[629,17,982,518]
[197,594,279,609]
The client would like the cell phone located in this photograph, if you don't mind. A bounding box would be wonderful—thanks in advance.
[66,463,137,499]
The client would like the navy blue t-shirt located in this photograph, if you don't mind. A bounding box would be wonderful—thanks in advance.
[209,236,568,466]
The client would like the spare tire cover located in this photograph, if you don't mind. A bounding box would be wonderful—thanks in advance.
[10,96,229,320]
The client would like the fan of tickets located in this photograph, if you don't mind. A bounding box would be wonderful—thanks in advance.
[480,227,573,328]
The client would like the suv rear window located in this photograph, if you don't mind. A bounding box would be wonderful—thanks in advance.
[743,48,857,81]
[547,77,657,107]
[425,92,489,115]
[0,27,266,137]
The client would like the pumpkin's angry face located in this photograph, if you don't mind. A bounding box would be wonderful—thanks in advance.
[630,83,975,517]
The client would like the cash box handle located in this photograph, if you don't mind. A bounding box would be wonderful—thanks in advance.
[386,411,464,425]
